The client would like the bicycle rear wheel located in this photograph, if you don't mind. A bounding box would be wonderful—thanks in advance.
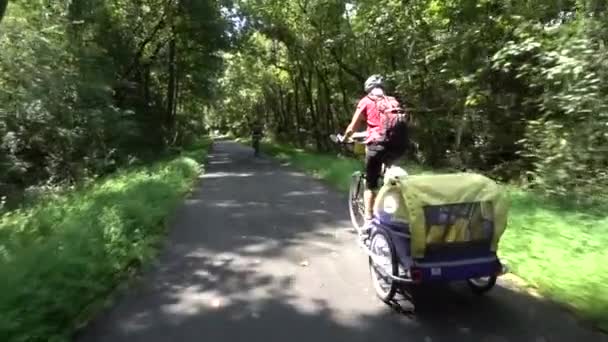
[348,171,366,233]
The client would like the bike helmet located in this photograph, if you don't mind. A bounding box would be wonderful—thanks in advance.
[364,74,384,93]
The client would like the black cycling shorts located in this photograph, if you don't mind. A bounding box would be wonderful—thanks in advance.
[365,143,404,191]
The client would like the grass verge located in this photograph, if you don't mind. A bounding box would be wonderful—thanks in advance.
[0,139,211,342]
[261,140,608,332]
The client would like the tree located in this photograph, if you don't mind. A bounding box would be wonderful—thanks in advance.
[0,0,230,208]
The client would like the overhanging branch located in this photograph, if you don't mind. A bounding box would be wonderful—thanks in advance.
[122,0,173,78]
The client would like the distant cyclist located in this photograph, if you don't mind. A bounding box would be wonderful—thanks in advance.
[340,75,409,234]
[251,120,263,157]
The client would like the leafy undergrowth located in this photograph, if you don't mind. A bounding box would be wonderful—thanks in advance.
[262,141,608,332]
[0,140,211,342]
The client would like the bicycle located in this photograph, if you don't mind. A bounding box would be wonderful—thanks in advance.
[330,133,406,237]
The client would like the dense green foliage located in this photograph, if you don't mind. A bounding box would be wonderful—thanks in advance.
[0,2,223,340]
[214,0,608,202]
[0,140,209,341]
[0,0,228,208]
[260,140,608,331]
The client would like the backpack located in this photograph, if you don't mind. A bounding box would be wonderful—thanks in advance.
[370,95,409,150]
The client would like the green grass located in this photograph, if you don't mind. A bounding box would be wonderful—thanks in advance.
[262,141,608,332]
[0,139,211,342]
[262,142,442,192]
[500,191,608,331]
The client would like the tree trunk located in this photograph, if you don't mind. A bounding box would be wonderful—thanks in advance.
[292,73,304,146]
[144,64,151,107]
[165,36,177,141]
[277,85,289,133]
[317,66,335,137]
[338,70,351,124]
[0,0,8,25]
[298,63,320,150]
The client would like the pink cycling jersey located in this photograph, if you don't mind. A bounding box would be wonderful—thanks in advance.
[356,96,382,144]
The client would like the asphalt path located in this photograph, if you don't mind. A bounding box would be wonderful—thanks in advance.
[76,140,607,342]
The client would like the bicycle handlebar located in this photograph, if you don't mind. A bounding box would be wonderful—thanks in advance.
[330,132,366,144]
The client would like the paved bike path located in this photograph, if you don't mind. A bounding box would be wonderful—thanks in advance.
[76,140,606,342]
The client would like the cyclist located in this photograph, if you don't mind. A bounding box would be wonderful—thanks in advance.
[251,120,263,157]
[340,75,408,234]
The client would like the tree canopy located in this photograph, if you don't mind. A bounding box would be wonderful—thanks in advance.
[1,0,607,206]
[211,0,608,202]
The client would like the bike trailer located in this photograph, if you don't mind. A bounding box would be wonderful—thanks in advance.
[372,172,510,283]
